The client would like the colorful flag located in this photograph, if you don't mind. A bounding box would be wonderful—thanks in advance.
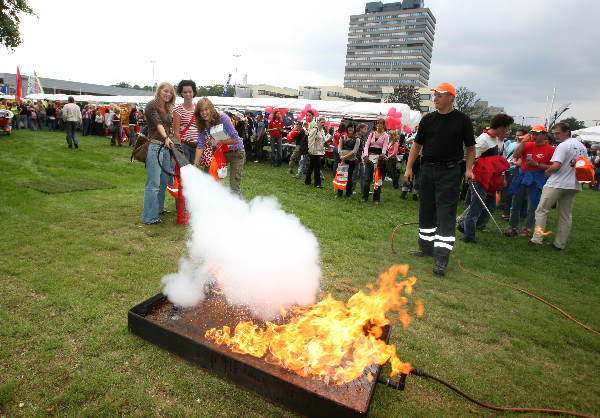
[222,74,232,97]
[16,67,22,101]
[34,71,45,94]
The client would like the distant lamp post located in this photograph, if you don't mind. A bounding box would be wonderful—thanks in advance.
[150,60,157,93]
[232,54,241,88]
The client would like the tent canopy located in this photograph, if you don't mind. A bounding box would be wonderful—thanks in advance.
[573,125,600,144]
[22,93,422,129]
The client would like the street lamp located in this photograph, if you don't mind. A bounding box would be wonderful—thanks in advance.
[232,54,241,87]
[150,60,156,93]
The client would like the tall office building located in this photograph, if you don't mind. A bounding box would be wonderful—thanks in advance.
[343,1,436,99]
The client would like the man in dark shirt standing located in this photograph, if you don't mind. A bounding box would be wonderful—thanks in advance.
[404,83,475,276]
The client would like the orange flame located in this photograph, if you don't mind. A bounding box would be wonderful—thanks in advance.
[535,226,553,236]
[205,264,421,384]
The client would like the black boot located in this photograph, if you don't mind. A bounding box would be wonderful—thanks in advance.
[433,255,449,276]
[400,191,407,199]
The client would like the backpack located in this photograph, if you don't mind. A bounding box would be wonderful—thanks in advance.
[574,157,595,185]
[131,134,149,162]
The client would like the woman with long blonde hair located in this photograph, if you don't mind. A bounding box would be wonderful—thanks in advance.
[193,97,245,196]
[141,82,176,224]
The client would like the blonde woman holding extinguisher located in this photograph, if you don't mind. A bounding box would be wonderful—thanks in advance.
[173,80,198,163]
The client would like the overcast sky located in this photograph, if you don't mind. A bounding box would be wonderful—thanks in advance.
[1,0,599,124]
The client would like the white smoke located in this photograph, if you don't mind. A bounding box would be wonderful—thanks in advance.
[161,165,322,320]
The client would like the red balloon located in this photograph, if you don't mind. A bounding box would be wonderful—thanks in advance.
[387,107,396,117]
[385,118,394,130]
[265,107,273,113]
[403,125,412,134]
[313,110,319,117]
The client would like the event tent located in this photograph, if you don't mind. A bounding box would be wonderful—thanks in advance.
[573,125,600,144]
[21,93,422,129]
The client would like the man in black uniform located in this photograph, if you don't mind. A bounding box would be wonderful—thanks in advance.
[404,83,475,276]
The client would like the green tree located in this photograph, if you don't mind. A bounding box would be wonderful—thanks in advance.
[559,117,586,131]
[113,81,132,89]
[454,86,479,117]
[0,0,36,49]
[386,84,421,110]
[197,84,235,97]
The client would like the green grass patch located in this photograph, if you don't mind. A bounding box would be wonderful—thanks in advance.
[22,178,116,194]
[0,129,599,417]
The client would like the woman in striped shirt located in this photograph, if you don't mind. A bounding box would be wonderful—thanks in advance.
[173,80,199,163]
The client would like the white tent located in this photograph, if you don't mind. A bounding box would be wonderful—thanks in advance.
[573,125,600,144]
[23,93,422,129]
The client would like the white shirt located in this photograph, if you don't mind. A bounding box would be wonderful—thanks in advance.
[545,137,587,191]
[474,131,501,158]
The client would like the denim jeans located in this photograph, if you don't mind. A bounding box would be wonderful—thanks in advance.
[142,143,172,223]
[295,154,307,178]
[82,118,90,136]
[11,115,18,129]
[351,161,364,194]
[65,121,78,146]
[332,148,340,177]
[27,117,36,130]
[111,125,122,145]
[361,162,381,202]
[509,184,535,230]
[47,118,56,131]
[462,181,496,242]
[270,137,282,166]
[388,157,399,188]
[182,142,196,165]
[38,115,46,130]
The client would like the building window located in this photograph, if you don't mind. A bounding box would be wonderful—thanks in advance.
[419,93,431,100]
[419,106,429,112]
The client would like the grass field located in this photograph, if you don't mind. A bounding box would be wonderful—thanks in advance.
[1,129,599,417]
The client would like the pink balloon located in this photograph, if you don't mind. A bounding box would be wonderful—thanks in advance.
[305,104,312,110]
[313,110,319,117]
[393,119,403,130]
[387,107,396,117]
[279,108,288,115]
[265,107,273,113]
[385,118,394,130]
[394,111,403,119]
[403,125,412,134]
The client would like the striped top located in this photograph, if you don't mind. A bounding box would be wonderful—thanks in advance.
[173,104,198,144]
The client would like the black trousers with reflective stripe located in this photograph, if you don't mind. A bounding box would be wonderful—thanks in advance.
[417,163,461,258]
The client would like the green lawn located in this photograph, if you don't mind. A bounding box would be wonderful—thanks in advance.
[1,129,599,417]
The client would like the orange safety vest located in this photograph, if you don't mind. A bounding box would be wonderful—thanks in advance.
[574,157,595,185]
[332,164,348,190]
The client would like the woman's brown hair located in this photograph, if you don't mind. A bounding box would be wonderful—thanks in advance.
[194,97,221,129]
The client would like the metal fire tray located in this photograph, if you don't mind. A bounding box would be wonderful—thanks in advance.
[128,293,391,417]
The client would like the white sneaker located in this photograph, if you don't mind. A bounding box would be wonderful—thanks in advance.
[384,177,392,182]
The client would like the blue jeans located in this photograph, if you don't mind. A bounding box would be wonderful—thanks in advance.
[47,118,56,131]
[82,118,90,136]
[362,163,381,202]
[332,148,340,177]
[509,184,535,230]
[295,154,307,178]
[142,143,172,223]
[182,142,196,165]
[270,137,282,166]
[351,161,364,194]
[65,121,78,146]
[462,181,496,242]
[111,125,122,145]
[27,117,36,130]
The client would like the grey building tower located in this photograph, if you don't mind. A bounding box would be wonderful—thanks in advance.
[343,1,436,98]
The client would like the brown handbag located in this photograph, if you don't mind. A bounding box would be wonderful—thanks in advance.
[131,134,149,162]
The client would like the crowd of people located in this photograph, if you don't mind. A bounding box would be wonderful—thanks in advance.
[2,81,598,263]
[0,97,148,148]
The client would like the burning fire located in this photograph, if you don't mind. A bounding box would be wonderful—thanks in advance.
[205,264,422,384]
[535,226,553,236]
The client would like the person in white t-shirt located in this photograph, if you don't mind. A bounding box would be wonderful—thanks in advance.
[530,122,587,249]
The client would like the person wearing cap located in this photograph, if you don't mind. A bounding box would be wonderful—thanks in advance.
[504,125,555,237]
[530,122,587,249]
[404,82,475,276]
